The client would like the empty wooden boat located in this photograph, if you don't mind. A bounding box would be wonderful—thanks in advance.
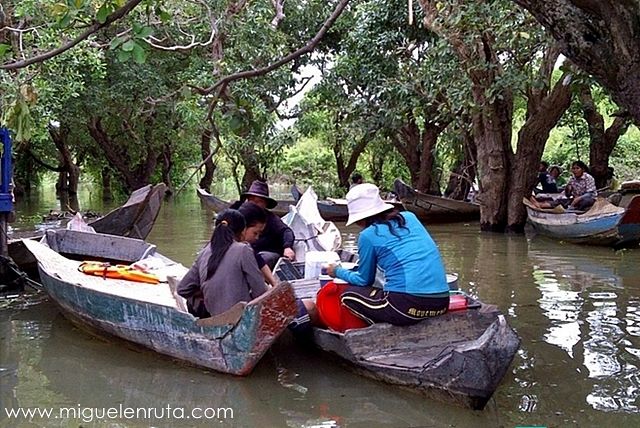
[196,187,293,217]
[393,178,480,223]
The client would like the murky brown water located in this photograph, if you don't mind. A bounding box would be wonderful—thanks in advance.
[2,186,640,427]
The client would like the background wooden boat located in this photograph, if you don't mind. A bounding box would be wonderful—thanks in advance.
[90,183,166,239]
[196,187,293,217]
[393,178,480,223]
[523,198,627,246]
[291,185,402,223]
[23,229,297,375]
[8,183,166,274]
[273,262,519,410]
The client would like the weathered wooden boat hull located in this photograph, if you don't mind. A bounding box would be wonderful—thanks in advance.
[616,195,640,248]
[196,188,293,217]
[23,230,297,375]
[316,201,349,222]
[89,183,166,239]
[393,178,480,223]
[523,198,640,246]
[284,275,519,410]
[312,309,518,410]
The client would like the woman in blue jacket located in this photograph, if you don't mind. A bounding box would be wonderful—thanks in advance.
[327,183,449,326]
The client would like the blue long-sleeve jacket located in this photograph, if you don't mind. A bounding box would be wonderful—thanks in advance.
[335,211,448,296]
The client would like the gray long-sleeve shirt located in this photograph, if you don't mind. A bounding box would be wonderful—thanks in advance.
[177,241,268,317]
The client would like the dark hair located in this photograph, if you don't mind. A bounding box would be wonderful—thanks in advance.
[206,209,245,280]
[571,160,589,173]
[540,161,549,169]
[364,208,407,237]
[351,172,363,184]
[549,166,561,175]
[238,201,267,228]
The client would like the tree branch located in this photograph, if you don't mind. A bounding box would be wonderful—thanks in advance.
[196,0,351,97]
[0,0,144,70]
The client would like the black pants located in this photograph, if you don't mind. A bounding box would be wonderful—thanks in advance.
[340,286,449,326]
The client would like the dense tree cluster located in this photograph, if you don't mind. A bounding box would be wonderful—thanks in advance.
[1,0,638,232]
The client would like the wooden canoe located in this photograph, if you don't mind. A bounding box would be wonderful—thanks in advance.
[196,187,293,217]
[393,178,480,223]
[90,183,166,239]
[8,183,166,274]
[273,259,519,410]
[523,197,628,246]
[22,229,297,375]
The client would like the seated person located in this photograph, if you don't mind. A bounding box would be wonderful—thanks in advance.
[548,165,564,193]
[231,180,295,269]
[537,161,558,194]
[237,202,278,287]
[530,160,596,211]
[177,209,268,318]
[326,184,449,326]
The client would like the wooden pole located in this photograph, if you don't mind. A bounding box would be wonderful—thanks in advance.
[0,213,7,258]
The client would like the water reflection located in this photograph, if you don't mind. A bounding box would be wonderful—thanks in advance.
[527,236,640,412]
[5,189,640,426]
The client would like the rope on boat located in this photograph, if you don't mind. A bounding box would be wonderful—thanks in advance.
[0,255,43,294]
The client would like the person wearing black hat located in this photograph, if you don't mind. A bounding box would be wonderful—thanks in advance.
[231,180,296,268]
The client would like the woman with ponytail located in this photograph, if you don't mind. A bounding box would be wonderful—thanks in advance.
[178,209,268,318]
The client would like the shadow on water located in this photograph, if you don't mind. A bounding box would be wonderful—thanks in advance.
[3,190,640,427]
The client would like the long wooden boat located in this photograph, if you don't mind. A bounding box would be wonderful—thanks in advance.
[291,185,403,223]
[523,197,629,246]
[22,229,297,375]
[8,183,166,274]
[196,187,293,217]
[90,183,166,239]
[273,259,519,410]
[393,178,480,223]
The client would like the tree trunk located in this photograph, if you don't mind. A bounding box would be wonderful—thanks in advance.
[580,86,631,188]
[87,117,156,191]
[198,128,216,191]
[512,1,640,127]
[507,71,573,231]
[444,128,477,200]
[101,168,112,201]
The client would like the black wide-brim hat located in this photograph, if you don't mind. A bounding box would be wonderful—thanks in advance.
[240,180,278,209]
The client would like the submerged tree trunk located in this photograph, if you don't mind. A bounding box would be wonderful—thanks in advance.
[444,127,477,201]
[392,113,449,194]
[101,168,112,201]
[507,69,573,231]
[87,117,157,191]
[198,128,217,191]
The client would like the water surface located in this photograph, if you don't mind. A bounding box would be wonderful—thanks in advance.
[2,187,640,427]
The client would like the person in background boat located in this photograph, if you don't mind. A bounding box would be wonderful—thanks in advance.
[325,183,449,326]
[237,202,278,287]
[530,160,596,211]
[604,166,620,192]
[548,165,564,192]
[177,209,268,318]
[230,180,295,269]
[537,161,558,194]
[349,172,364,189]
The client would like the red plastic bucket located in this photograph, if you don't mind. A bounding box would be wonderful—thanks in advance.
[316,281,368,332]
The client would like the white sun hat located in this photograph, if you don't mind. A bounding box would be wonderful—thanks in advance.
[345,183,395,226]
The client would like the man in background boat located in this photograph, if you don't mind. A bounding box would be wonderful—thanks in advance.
[231,180,296,269]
